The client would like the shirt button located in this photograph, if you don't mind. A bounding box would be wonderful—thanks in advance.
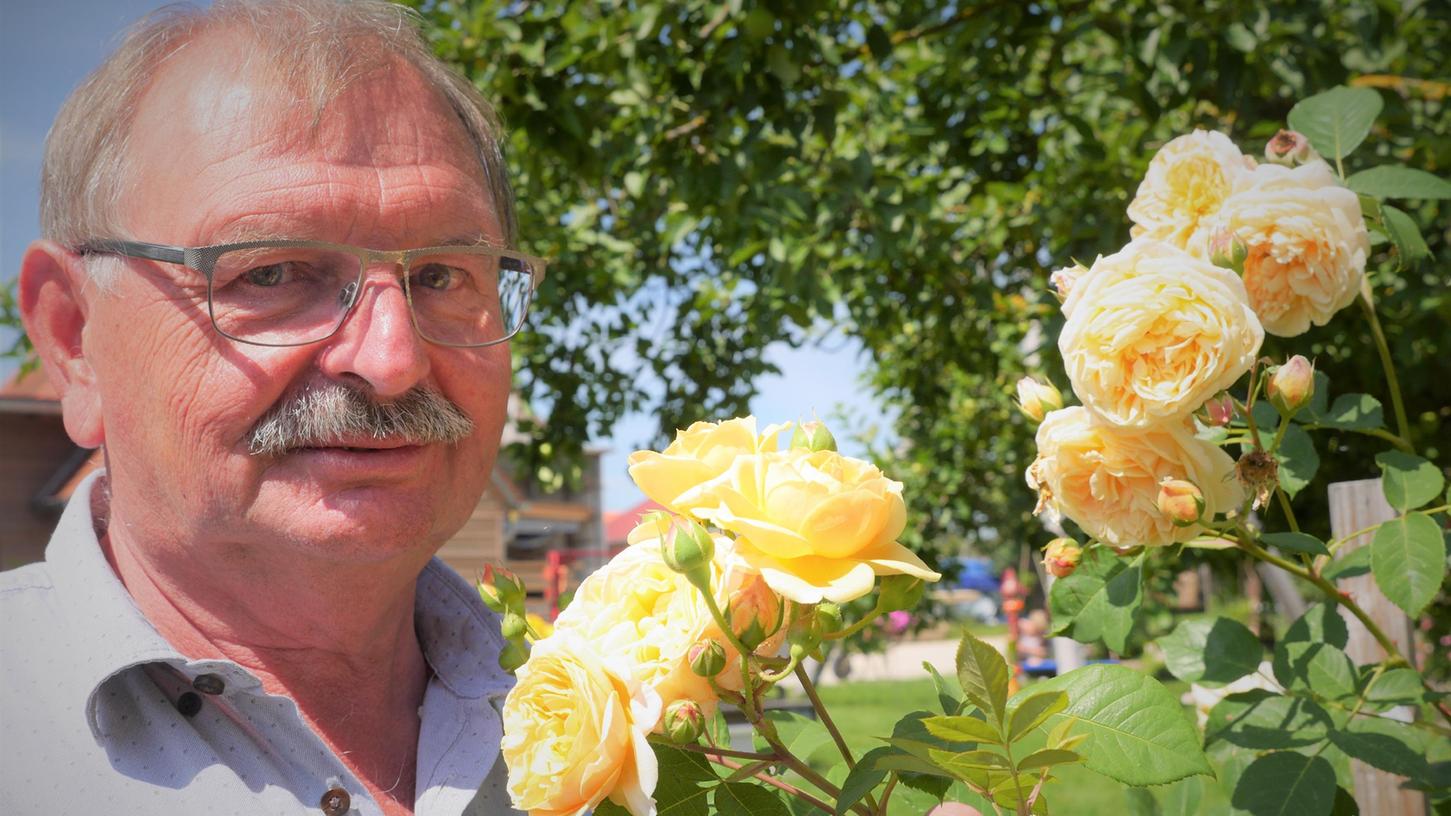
[192,673,226,695]
[176,691,202,717]
[319,787,351,815]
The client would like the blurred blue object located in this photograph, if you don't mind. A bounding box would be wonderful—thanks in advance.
[952,557,999,593]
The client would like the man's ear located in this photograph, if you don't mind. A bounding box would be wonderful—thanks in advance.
[19,240,105,448]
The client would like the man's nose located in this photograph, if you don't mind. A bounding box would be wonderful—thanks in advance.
[315,270,429,399]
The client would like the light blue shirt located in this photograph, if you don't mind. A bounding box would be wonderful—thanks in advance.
[0,471,522,815]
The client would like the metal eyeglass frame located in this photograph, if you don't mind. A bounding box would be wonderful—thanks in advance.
[75,238,549,348]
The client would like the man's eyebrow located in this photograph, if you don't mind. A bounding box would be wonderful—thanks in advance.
[203,224,498,248]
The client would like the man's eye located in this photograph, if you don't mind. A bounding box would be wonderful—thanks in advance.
[414,264,460,291]
[243,264,289,287]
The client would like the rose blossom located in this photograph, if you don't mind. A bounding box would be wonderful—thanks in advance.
[1059,240,1264,427]
[1127,130,1254,252]
[1027,407,1242,548]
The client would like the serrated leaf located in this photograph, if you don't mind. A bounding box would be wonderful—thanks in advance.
[713,781,790,816]
[835,747,891,815]
[922,660,963,715]
[1017,747,1081,772]
[1346,165,1451,199]
[1381,204,1431,266]
[1371,512,1445,616]
[928,747,1012,773]
[1272,603,1348,688]
[869,749,954,778]
[1262,532,1331,557]
[1006,690,1067,743]
[1360,666,1425,709]
[1160,617,1263,684]
[956,631,1010,723]
[1034,664,1211,785]
[650,745,718,816]
[923,713,1000,744]
[1303,645,1357,700]
[1327,717,1431,779]
[1206,690,1332,749]
[1048,549,1144,653]
[1276,424,1319,499]
[1231,752,1336,816]
[1287,86,1382,159]
[1375,451,1445,510]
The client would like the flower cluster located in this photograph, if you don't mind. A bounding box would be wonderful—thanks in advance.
[501,417,940,815]
[1027,129,1369,561]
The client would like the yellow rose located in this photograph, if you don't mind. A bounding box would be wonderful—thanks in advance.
[1027,407,1242,548]
[502,632,660,816]
[1218,160,1369,337]
[1127,129,1253,251]
[1059,240,1263,427]
[552,534,784,718]
[627,416,788,515]
[694,449,940,603]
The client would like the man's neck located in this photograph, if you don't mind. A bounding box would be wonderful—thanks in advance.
[95,484,430,813]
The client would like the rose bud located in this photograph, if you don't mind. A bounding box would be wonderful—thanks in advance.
[1042,538,1082,578]
[878,574,926,612]
[1157,478,1206,527]
[814,602,844,635]
[663,700,705,744]
[479,564,527,614]
[500,611,528,641]
[1203,393,1235,427]
[1015,377,1064,423]
[790,419,838,453]
[1267,355,1314,416]
[1207,227,1248,275]
[1049,262,1089,302]
[1265,129,1317,167]
[688,639,728,678]
[660,516,715,589]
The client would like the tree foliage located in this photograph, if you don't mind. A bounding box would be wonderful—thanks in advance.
[404,0,1448,577]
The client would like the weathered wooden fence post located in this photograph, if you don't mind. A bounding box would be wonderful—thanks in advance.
[1328,478,1428,816]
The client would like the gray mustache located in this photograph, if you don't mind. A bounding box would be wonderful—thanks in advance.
[248,384,475,456]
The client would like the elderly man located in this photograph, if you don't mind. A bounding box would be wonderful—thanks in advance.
[2,1,540,813]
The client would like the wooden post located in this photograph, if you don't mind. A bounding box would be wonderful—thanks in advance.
[1328,478,1427,816]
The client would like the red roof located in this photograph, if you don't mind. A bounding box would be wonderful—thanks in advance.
[603,498,666,544]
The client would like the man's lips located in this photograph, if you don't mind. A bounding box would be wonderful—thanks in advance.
[290,438,422,453]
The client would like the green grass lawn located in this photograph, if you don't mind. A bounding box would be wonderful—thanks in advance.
[802,676,1227,815]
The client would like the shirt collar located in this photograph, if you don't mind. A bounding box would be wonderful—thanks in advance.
[46,469,514,739]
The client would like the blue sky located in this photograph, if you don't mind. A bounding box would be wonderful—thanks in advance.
[0,0,891,512]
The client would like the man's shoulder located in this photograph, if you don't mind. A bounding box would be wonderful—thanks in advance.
[0,561,58,602]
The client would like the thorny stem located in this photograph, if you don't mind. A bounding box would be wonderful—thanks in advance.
[1360,295,1414,451]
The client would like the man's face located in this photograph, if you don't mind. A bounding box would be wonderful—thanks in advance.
[82,37,511,561]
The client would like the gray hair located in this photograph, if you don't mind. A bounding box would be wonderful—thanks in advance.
[248,382,475,456]
[41,0,516,272]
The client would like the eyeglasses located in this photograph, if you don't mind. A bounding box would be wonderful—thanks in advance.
[76,238,549,348]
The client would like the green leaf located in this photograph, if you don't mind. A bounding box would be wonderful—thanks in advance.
[1327,717,1431,779]
[650,745,718,816]
[1375,451,1445,510]
[1124,787,1159,816]
[1206,690,1333,749]
[1272,604,1348,688]
[1303,645,1358,700]
[956,631,1010,723]
[714,781,790,816]
[1006,690,1068,743]
[1262,532,1331,557]
[1323,546,1371,581]
[927,747,1012,773]
[1048,548,1144,653]
[1161,777,1205,815]
[923,713,1000,744]
[1231,752,1337,816]
[1346,166,1451,199]
[1321,394,1384,431]
[1360,666,1426,709]
[1035,664,1212,785]
[1159,617,1263,685]
[1276,424,1319,499]
[835,747,891,815]
[1286,86,1383,160]
[1016,747,1081,772]
[922,660,963,715]
[1330,786,1360,816]
[705,708,731,750]
[1381,204,1431,266]
[1371,511,1446,616]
